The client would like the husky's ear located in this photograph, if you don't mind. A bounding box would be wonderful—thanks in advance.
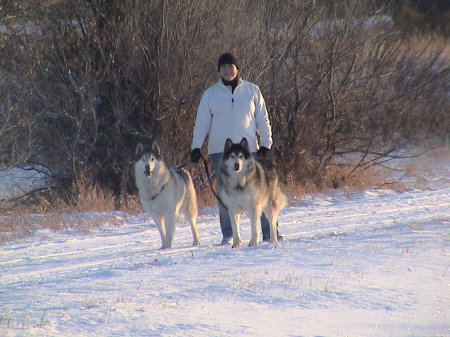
[240,138,249,151]
[224,138,233,152]
[135,143,144,159]
[152,141,161,157]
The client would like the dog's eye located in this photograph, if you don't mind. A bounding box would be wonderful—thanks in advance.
[150,157,155,162]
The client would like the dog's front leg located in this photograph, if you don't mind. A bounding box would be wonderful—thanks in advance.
[229,211,242,248]
[248,210,262,247]
[184,204,201,246]
[155,217,169,249]
[164,213,177,249]
[190,219,201,246]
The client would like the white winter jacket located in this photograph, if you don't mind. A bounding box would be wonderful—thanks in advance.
[191,78,272,154]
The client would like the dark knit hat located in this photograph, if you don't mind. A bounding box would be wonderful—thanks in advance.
[217,52,239,72]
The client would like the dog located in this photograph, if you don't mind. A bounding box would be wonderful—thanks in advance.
[134,142,200,249]
[218,138,287,248]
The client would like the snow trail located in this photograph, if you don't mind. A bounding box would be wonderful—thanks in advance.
[0,186,449,336]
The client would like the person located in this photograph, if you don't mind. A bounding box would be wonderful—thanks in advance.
[190,52,282,244]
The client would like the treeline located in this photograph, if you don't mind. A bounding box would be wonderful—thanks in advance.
[388,0,450,33]
[0,0,448,208]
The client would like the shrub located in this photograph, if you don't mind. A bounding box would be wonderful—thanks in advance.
[0,0,448,210]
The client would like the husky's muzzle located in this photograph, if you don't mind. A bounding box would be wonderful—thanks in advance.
[234,162,240,171]
[144,164,152,177]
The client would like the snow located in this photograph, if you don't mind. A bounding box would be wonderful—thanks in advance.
[0,167,49,201]
[1,156,449,336]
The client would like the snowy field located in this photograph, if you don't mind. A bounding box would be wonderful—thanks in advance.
[0,153,449,337]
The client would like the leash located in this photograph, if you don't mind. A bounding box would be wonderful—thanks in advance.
[175,151,191,171]
[176,151,227,210]
[200,153,228,210]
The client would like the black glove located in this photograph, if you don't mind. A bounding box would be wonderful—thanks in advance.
[190,148,202,163]
[257,146,270,159]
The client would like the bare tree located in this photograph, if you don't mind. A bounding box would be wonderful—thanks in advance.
[0,0,448,210]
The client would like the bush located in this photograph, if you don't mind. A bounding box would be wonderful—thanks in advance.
[0,0,448,209]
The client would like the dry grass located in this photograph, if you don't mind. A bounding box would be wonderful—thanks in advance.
[405,33,450,61]
[280,144,450,204]
[395,146,450,188]
[197,191,217,208]
[0,212,129,245]
[0,216,36,245]
[46,179,144,215]
[0,179,143,244]
[325,165,408,192]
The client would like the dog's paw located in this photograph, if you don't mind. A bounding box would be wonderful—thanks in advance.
[248,240,258,247]
[193,240,201,246]
[232,240,242,248]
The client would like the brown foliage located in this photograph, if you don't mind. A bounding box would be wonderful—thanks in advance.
[0,0,448,209]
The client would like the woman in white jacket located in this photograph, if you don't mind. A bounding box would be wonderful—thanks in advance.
[191,52,282,244]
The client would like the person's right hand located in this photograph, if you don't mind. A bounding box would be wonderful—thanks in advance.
[257,146,270,159]
[190,148,202,163]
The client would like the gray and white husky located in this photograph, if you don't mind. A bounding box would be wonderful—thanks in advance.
[134,142,200,249]
[218,138,287,248]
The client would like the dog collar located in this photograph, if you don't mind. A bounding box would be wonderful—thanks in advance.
[151,184,166,201]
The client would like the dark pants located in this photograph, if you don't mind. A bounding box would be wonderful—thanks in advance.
[210,153,275,241]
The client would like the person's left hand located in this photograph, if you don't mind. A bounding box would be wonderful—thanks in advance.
[190,148,202,163]
[257,146,270,159]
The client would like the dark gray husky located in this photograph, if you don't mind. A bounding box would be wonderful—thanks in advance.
[218,138,287,248]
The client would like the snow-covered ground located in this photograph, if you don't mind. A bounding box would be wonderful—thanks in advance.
[1,152,449,337]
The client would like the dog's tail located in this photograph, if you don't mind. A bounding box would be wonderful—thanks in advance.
[179,169,198,220]
[276,191,288,212]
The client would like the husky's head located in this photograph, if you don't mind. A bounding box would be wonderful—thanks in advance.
[135,142,162,177]
[222,138,253,173]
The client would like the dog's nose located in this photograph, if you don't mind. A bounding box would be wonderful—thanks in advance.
[145,164,150,176]
[234,162,240,171]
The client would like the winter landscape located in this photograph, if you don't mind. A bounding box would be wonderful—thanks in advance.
[1,149,449,337]
[1,1,449,336]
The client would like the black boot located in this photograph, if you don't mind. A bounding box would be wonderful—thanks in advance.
[262,222,283,242]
